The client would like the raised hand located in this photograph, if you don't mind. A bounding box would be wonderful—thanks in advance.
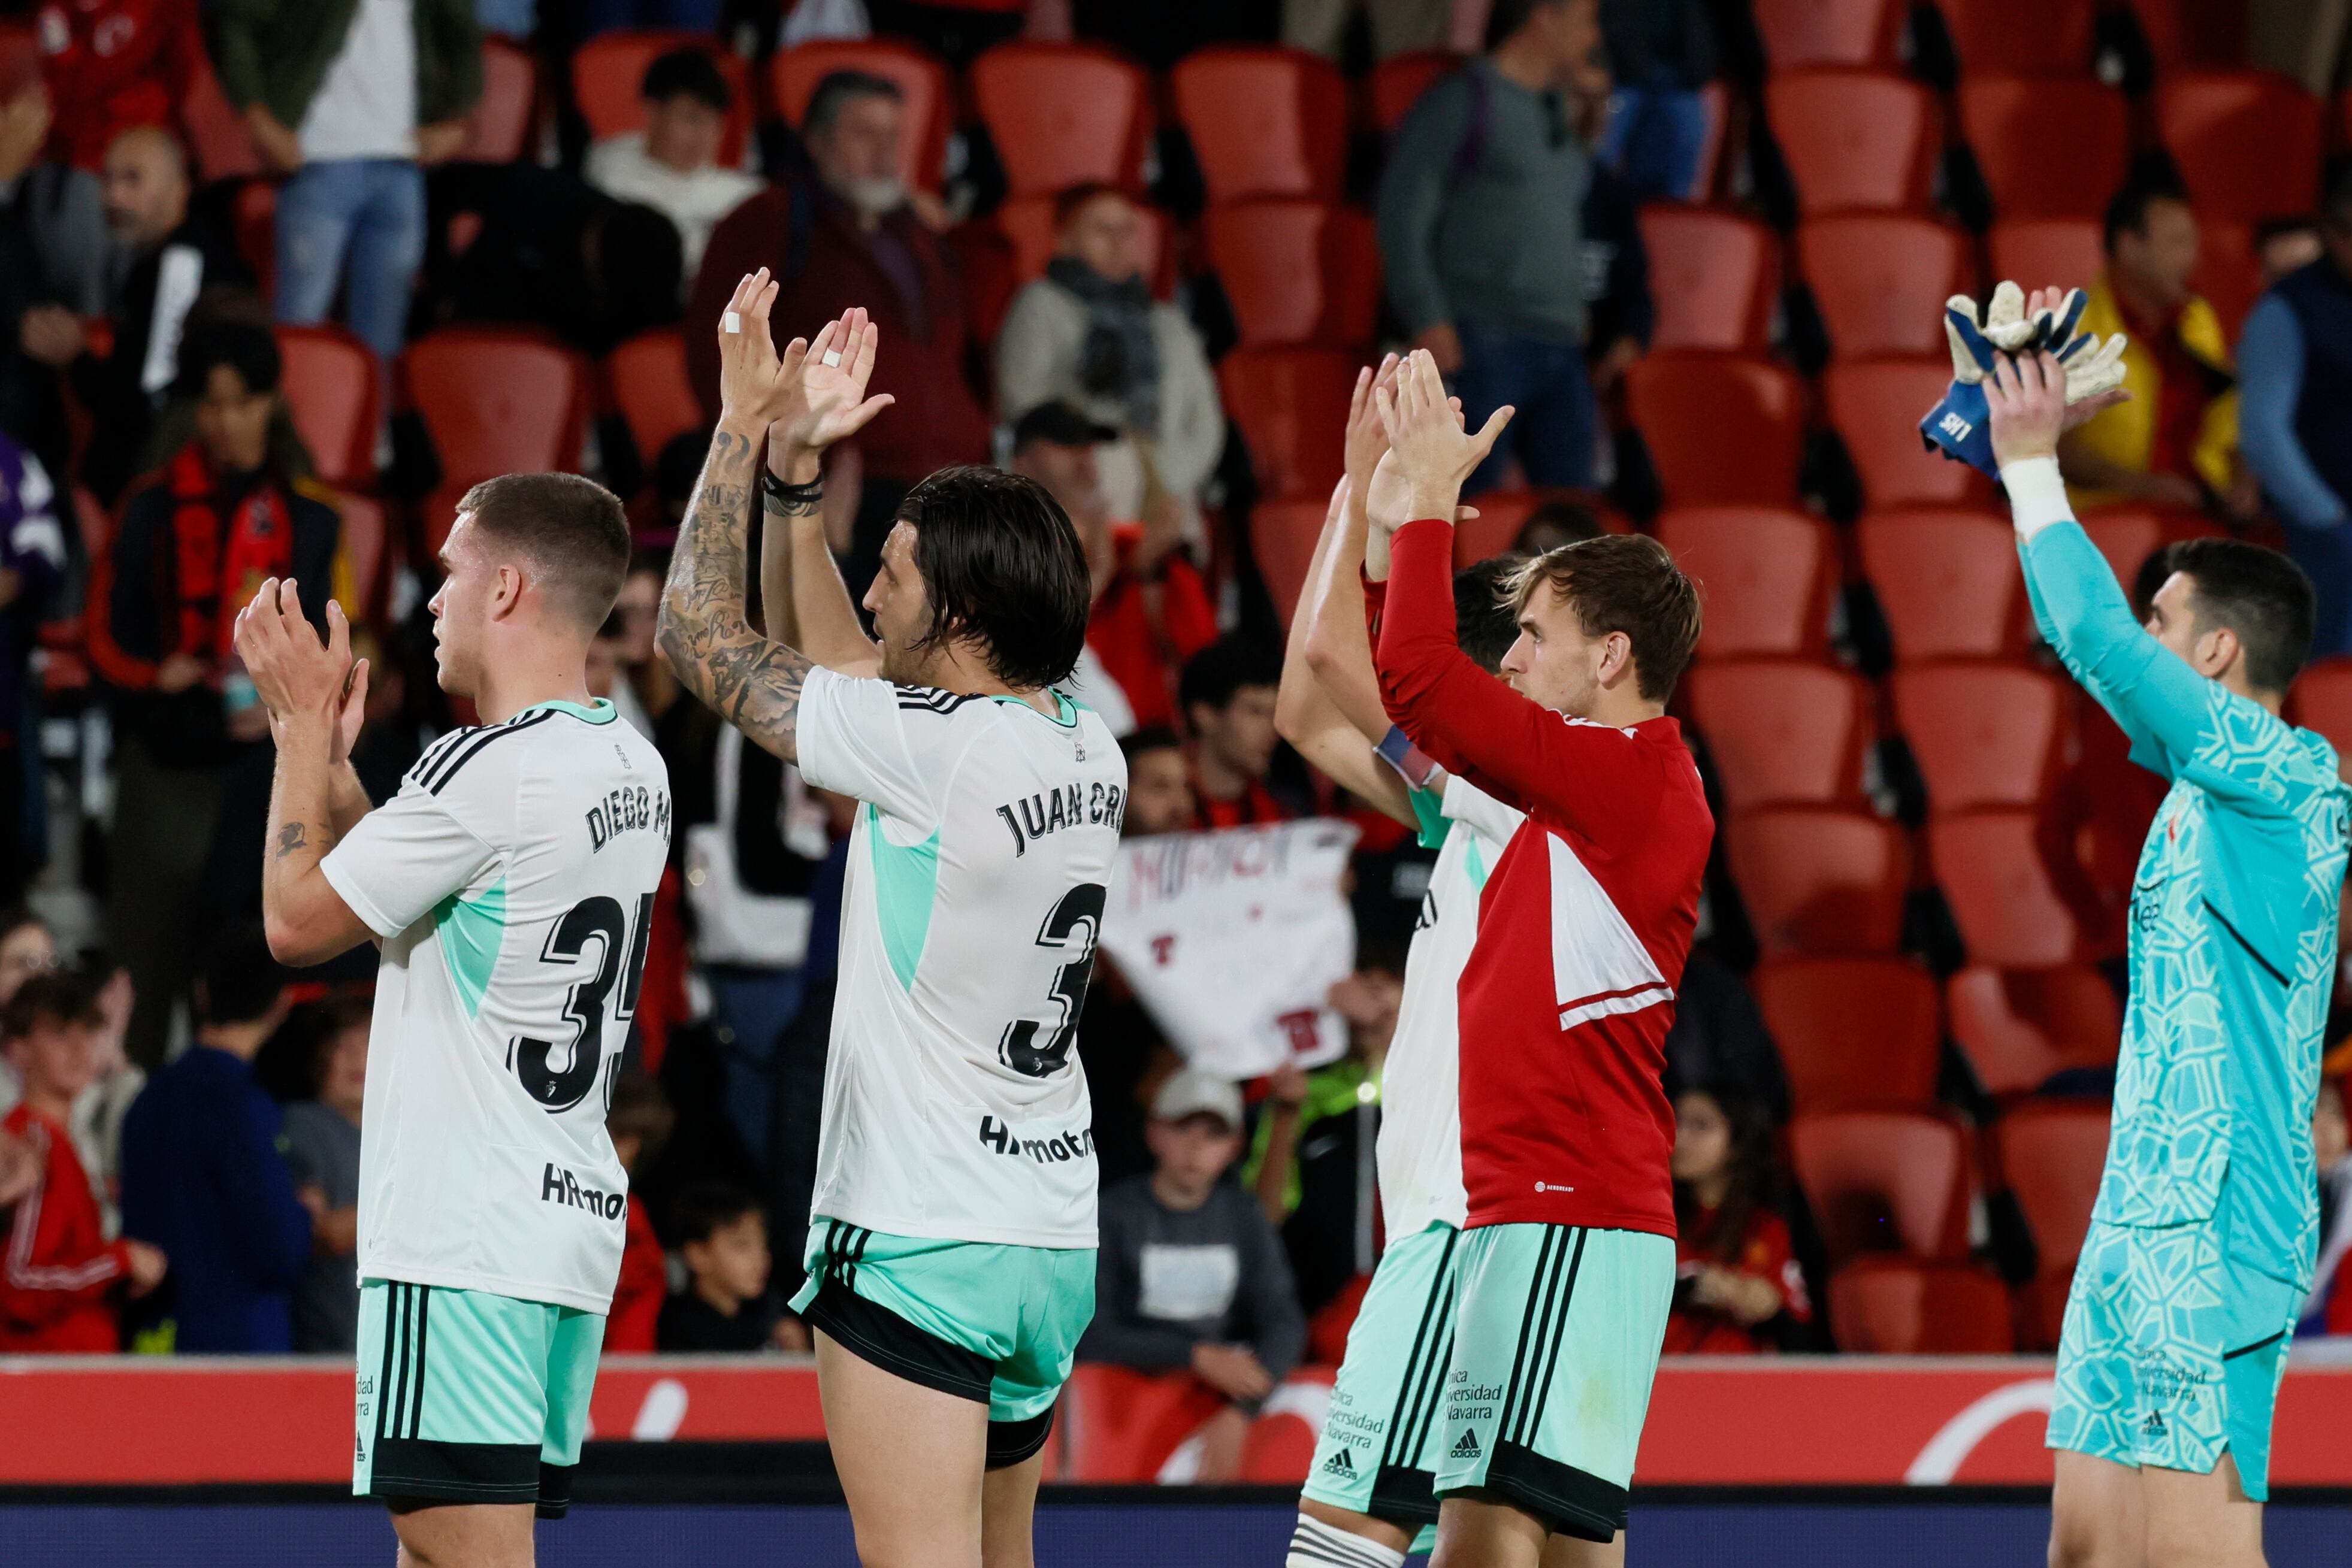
[1374,349,1511,525]
[768,307,896,476]
[232,580,360,735]
[1984,350,2070,468]
[715,270,795,429]
[1343,353,1402,489]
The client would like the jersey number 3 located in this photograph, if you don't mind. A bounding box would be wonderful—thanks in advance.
[513,893,655,1113]
[999,883,1106,1079]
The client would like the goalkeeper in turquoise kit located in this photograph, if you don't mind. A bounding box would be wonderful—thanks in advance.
[1975,301,2351,1568]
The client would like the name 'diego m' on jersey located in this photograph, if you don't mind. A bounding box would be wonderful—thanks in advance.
[321,700,672,1314]
[794,668,1125,1249]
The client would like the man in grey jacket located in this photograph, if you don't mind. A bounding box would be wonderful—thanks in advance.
[1377,0,1603,494]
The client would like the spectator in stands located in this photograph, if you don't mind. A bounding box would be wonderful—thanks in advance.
[0,75,68,477]
[1081,1069,1306,1482]
[2257,216,2323,288]
[1511,495,1604,556]
[119,931,311,1352]
[605,1071,675,1355]
[0,912,51,1123]
[1118,727,1199,838]
[1597,0,1717,201]
[606,553,681,737]
[691,69,989,598]
[1378,0,1606,495]
[1662,946,1791,1123]
[658,1182,795,1352]
[1662,1084,1810,1353]
[2302,1076,2352,1335]
[1284,0,1452,59]
[89,321,341,1067]
[2061,176,2251,520]
[215,0,483,376]
[1180,637,1297,830]
[282,996,367,1354]
[860,0,1029,69]
[69,968,141,1233]
[1009,401,1217,734]
[997,184,1225,547]
[17,126,255,507]
[2242,165,2352,659]
[0,973,166,1351]
[585,49,760,290]
[1574,61,1655,398]
[0,429,62,906]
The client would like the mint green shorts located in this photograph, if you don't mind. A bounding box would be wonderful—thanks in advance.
[353,1279,604,1518]
[790,1217,1096,1441]
[1434,1224,1675,1543]
[1302,1221,1462,1554]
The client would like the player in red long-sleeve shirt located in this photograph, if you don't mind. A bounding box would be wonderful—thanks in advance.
[1362,352,1708,1568]
[0,973,166,1351]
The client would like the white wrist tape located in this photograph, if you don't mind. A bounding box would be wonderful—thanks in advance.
[1999,456,2073,541]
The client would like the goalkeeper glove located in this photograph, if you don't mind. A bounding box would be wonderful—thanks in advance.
[1919,281,2129,476]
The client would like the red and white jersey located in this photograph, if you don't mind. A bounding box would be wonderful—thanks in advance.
[1371,520,1713,1237]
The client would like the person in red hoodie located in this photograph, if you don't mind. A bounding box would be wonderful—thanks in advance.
[0,971,167,1351]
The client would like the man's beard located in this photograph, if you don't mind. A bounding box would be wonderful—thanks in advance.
[839,177,906,217]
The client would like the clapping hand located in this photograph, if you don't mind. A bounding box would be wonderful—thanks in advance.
[1370,349,1511,534]
[767,307,895,479]
[232,580,367,747]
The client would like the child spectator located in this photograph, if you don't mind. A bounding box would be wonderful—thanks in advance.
[659,1182,793,1352]
[0,905,58,1115]
[0,973,166,1350]
[1179,637,1295,830]
[69,967,141,1232]
[1081,1070,1305,1482]
[584,49,760,289]
[282,997,368,1353]
[606,1071,675,1355]
[1662,1084,1810,1353]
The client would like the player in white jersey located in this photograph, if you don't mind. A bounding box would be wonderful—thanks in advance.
[1270,361,1546,1568]
[658,275,1118,1568]
[235,471,665,1567]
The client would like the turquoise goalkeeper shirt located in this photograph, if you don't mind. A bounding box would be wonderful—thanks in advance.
[2021,520,2350,1288]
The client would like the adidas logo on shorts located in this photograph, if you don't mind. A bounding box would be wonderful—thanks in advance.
[1452,1429,1482,1460]
[1321,1449,1357,1477]
[2142,1410,2166,1438]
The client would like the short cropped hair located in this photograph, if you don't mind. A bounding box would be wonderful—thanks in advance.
[642,47,731,111]
[669,1182,761,1248]
[457,472,633,634]
[2103,171,2192,255]
[897,466,1092,691]
[1118,725,1182,767]
[1505,534,1701,703]
[1455,558,1524,674]
[1179,635,1281,717]
[2,971,99,1042]
[198,927,287,1028]
[2166,537,2317,696]
[805,69,902,137]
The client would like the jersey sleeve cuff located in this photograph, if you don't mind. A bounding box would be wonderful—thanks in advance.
[320,848,402,939]
[1999,456,2073,541]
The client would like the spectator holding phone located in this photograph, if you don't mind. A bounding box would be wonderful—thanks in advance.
[1662,1084,1810,1353]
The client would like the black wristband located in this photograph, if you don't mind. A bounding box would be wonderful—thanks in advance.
[761,469,823,513]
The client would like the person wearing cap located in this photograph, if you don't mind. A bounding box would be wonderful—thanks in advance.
[1079,1066,1308,1482]
[1009,400,1218,734]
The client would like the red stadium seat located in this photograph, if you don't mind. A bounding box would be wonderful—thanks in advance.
[1830,1258,2015,1352]
[401,329,589,552]
[1055,1366,1226,1482]
[1449,487,1627,566]
[970,42,1151,198]
[1994,1098,2111,1348]
[1890,664,2066,812]
[1929,810,2085,966]
[1753,955,1943,1113]
[2078,506,2220,596]
[1797,214,1970,359]
[604,330,702,477]
[1640,207,1778,352]
[275,325,379,489]
[1958,78,2130,222]
[1948,964,2120,1097]
[181,56,261,183]
[1825,357,1993,509]
[464,38,539,162]
[1171,47,1349,204]
[1752,0,1904,68]
[1622,353,1806,506]
[573,31,754,167]
[1988,218,2103,296]
[1789,1109,1973,1262]
[2193,220,2260,342]
[1219,347,1355,501]
[1370,50,1464,133]
[1765,69,1939,217]
[1250,497,1326,631]
[2290,657,2352,776]
[1858,508,2030,662]
[2127,0,2248,70]
[770,39,952,193]
[1202,200,1381,350]
[2156,71,2323,226]
[336,492,389,620]
[1652,507,1836,658]
[1682,661,1871,812]
[1726,807,1911,955]
[1934,0,2097,75]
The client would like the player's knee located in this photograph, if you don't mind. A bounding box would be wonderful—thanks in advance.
[1290,1507,1409,1568]
[2046,1513,2114,1568]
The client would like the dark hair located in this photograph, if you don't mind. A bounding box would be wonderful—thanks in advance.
[2166,537,2318,695]
[1118,725,1183,767]
[606,1069,674,1164]
[1455,559,1524,674]
[1505,534,1701,703]
[1486,0,1583,49]
[2102,171,2192,255]
[670,1181,762,1248]
[2,971,98,1042]
[1178,635,1281,718]
[1053,180,1129,229]
[896,466,1091,690]
[1511,500,1605,556]
[2129,539,2177,622]
[304,995,373,1095]
[456,472,633,634]
[642,47,731,111]
[2259,213,2323,250]
[805,69,902,136]
[198,927,288,1027]
[174,319,282,398]
[2324,158,2352,234]
[1671,1083,1780,1266]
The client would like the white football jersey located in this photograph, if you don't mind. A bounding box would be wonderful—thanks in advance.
[1378,773,1525,1237]
[321,698,672,1313]
[795,667,1124,1249]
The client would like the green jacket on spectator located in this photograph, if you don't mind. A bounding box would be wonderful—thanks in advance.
[210,0,484,133]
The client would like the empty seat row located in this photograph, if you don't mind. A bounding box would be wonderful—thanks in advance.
[1757,0,2236,75]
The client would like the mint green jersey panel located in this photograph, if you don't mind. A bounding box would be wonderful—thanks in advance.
[1303,1222,1462,1532]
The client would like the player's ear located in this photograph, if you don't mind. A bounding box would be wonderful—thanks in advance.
[1597,629,1634,688]
[489,562,525,622]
